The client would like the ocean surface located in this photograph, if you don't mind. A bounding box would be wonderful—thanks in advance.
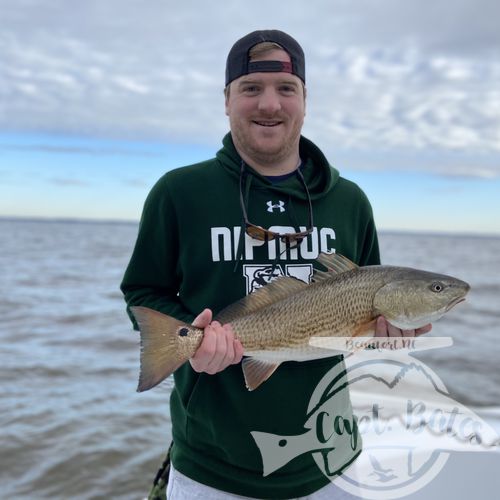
[1,218,499,499]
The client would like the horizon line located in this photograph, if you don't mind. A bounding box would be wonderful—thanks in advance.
[1,214,499,239]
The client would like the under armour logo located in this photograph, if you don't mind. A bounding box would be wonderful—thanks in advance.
[267,200,285,213]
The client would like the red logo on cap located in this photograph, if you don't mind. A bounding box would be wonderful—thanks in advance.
[281,61,292,73]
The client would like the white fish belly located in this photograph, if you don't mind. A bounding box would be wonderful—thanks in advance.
[244,345,344,363]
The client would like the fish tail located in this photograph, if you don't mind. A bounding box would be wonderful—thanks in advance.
[130,306,188,392]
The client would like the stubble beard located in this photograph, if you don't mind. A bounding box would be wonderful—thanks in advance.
[231,119,302,169]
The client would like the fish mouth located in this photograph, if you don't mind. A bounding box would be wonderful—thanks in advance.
[445,297,466,312]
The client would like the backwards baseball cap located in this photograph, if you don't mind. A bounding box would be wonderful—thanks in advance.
[225,29,305,87]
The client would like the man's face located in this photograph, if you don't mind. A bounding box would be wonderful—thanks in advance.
[225,49,306,169]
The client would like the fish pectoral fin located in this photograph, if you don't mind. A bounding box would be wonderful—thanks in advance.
[241,358,281,391]
[308,337,349,353]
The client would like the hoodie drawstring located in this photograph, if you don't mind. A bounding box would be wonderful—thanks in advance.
[233,165,253,272]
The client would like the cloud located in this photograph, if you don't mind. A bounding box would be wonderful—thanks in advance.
[0,0,499,177]
[328,0,500,56]
[306,46,500,153]
[0,143,161,157]
[435,165,500,179]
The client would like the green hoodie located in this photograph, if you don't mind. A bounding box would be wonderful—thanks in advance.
[121,133,380,499]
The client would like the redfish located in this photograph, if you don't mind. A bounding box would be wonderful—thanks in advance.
[131,253,469,391]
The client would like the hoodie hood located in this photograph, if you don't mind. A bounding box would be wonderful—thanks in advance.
[216,133,339,201]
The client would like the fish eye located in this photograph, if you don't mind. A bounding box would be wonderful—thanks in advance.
[430,282,445,293]
[178,327,189,337]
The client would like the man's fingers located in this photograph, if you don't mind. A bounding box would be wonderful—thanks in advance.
[232,339,244,364]
[189,320,243,374]
[401,329,415,338]
[192,308,212,328]
[375,316,389,337]
[189,308,243,375]
[221,324,236,366]
[387,322,402,338]
[415,324,432,336]
[375,316,431,339]
[189,324,217,372]
[205,322,228,374]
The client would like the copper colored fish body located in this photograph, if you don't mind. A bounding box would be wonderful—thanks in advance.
[131,253,470,392]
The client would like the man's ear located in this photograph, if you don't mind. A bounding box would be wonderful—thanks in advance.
[224,86,230,116]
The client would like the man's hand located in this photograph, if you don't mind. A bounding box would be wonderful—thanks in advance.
[189,308,244,374]
[375,316,432,338]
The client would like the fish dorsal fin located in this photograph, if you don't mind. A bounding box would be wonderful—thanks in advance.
[313,252,359,282]
[215,276,307,324]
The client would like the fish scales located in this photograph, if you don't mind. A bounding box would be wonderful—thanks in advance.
[229,268,383,352]
[131,253,470,391]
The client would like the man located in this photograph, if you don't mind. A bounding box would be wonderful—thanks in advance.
[121,30,430,500]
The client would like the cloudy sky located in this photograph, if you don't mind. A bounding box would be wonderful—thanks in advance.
[1,0,499,234]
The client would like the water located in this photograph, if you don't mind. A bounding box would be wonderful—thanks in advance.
[1,218,499,499]
[378,231,500,408]
[1,219,173,499]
